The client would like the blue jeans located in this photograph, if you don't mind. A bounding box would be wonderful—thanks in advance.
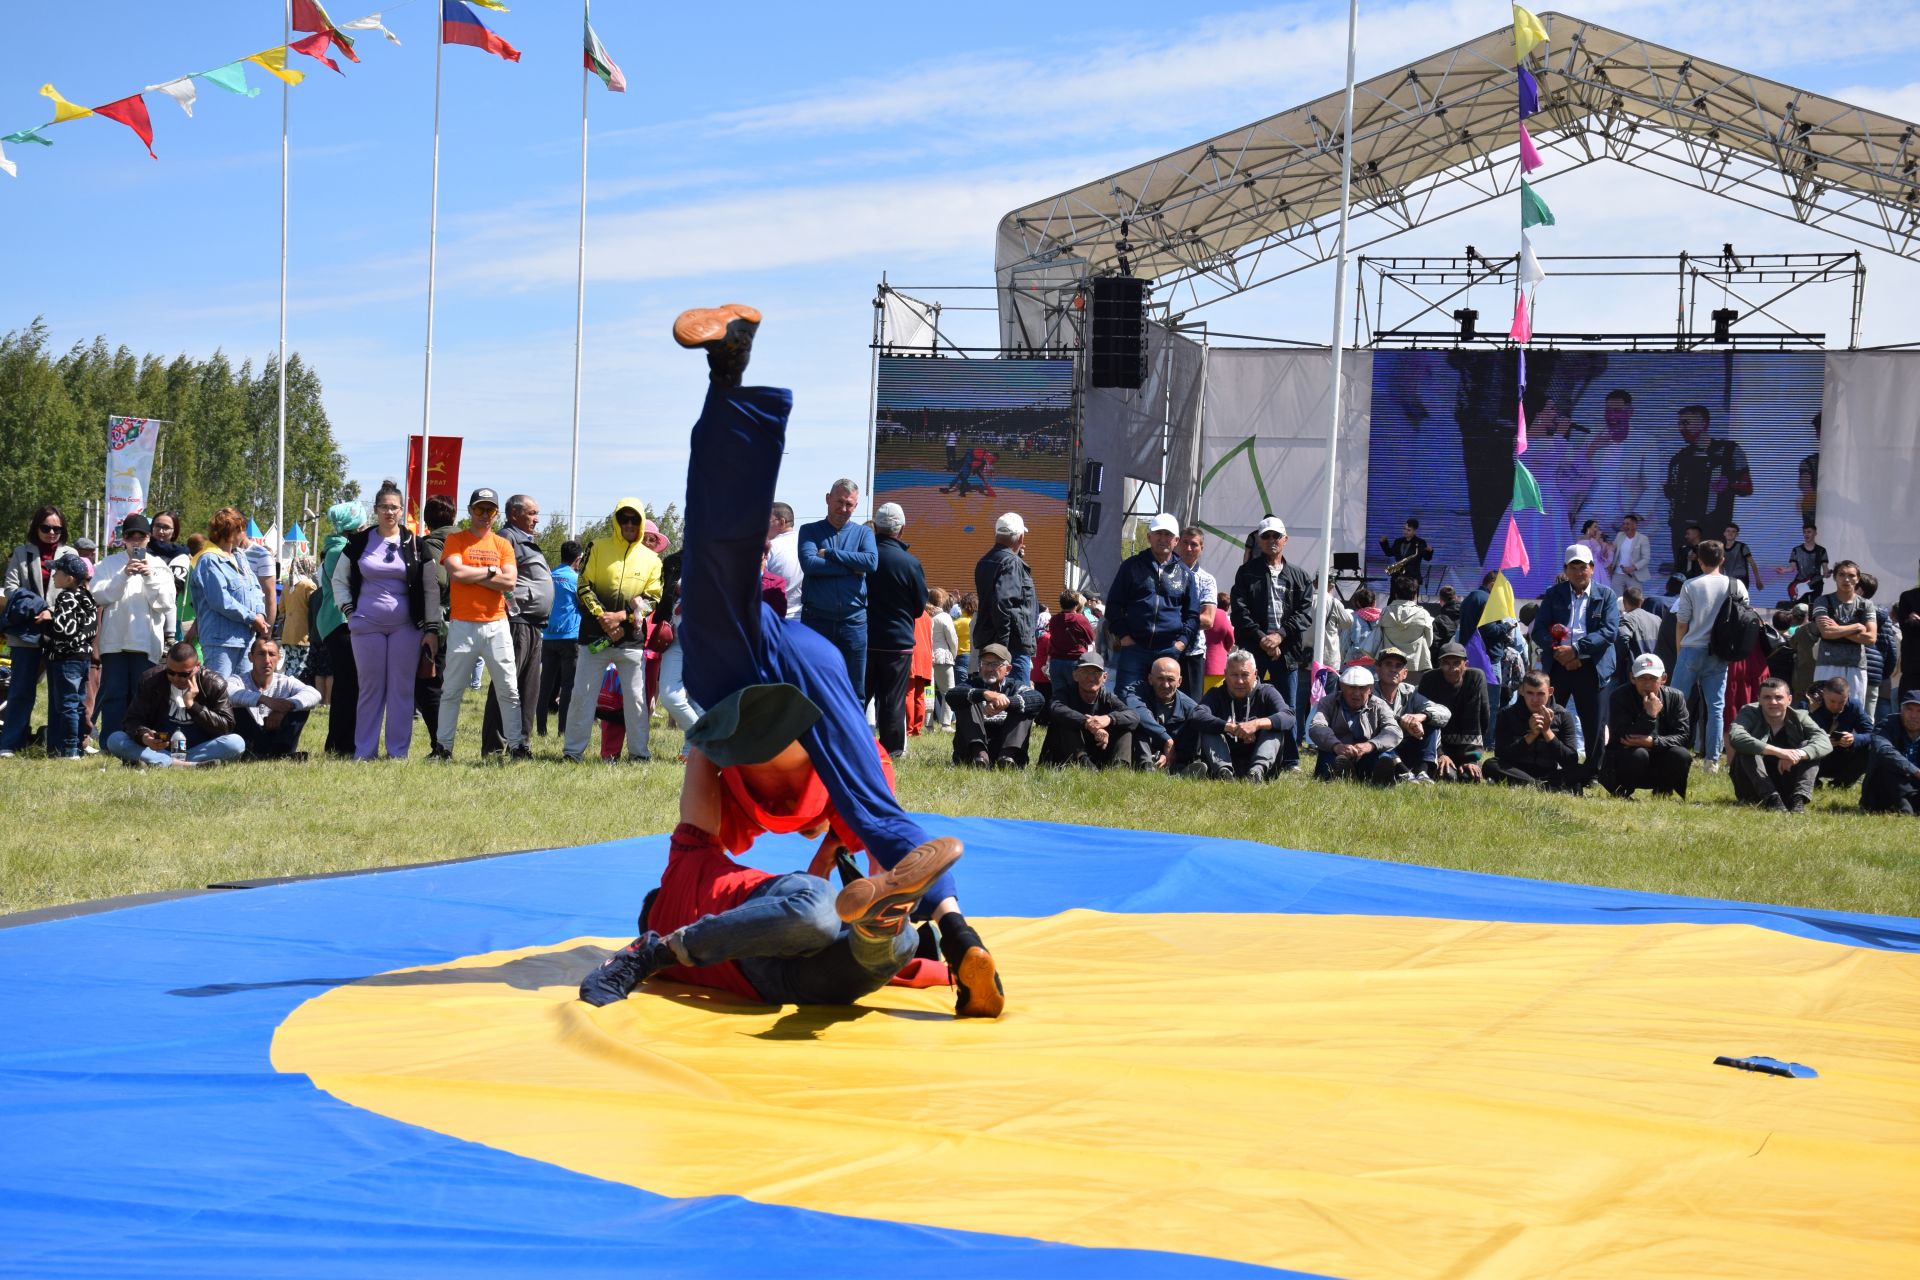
[802,614,868,700]
[105,729,247,768]
[1113,641,1183,701]
[676,872,915,1006]
[1008,652,1032,689]
[1264,663,1304,769]
[1382,725,1444,772]
[202,645,248,680]
[98,651,155,747]
[1670,647,1729,762]
[1047,657,1076,700]
[45,657,88,756]
[0,642,43,751]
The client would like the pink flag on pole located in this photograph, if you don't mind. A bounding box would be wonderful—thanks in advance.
[1516,400,1528,455]
[1519,121,1543,172]
[1509,291,1532,342]
[1498,512,1531,575]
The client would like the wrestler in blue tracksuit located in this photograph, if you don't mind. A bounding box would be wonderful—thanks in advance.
[678,383,958,912]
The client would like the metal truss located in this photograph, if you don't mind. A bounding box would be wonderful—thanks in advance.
[994,11,1920,346]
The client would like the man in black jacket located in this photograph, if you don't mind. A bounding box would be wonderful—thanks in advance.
[1040,652,1138,768]
[1228,516,1314,770]
[1416,642,1490,780]
[104,641,247,769]
[974,512,1037,686]
[1601,653,1692,799]
[1487,672,1584,791]
[866,503,928,757]
[1199,650,1294,780]
[946,642,1045,768]
[1127,655,1219,772]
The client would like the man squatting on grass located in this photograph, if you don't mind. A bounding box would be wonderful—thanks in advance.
[581,305,1004,1019]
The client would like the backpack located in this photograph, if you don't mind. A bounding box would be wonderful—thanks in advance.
[1708,579,1761,661]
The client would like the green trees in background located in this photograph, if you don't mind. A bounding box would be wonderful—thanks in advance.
[535,502,682,565]
[0,318,357,543]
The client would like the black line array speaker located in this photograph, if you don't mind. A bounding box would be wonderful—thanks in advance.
[1088,276,1147,389]
[1078,501,1103,537]
[1081,460,1105,496]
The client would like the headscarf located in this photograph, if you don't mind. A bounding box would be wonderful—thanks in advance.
[327,500,370,535]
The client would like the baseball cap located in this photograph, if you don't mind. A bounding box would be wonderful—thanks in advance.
[1631,653,1666,679]
[51,552,91,582]
[874,502,905,533]
[1437,641,1468,660]
[1076,651,1106,671]
[1564,543,1595,566]
[120,512,151,536]
[1902,689,1920,707]
[1256,516,1287,537]
[1148,513,1180,536]
[995,512,1027,538]
[467,487,500,510]
[978,643,1011,664]
[1338,665,1375,686]
[1376,646,1409,664]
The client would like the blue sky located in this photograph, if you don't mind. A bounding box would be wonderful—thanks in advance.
[9,1,1920,531]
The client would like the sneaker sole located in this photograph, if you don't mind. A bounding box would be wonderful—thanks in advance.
[835,836,963,927]
[953,945,1005,1019]
[673,304,762,348]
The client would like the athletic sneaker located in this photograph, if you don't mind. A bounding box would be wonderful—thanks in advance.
[428,744,454,761]
[834,836,964,939]
[938,914,1005,1019]
[579,932,672,1007]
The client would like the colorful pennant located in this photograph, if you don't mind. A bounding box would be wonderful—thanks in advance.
[1517,64,1539,117]
[93,95,157,158]
[1518,121,1542,172]
[1512,462,1544,513]
[1519,234,1546,287]
[247,47,308,87]
[1483,571,1519,625]
[3,128,53,146]
[291,31,349,75]
[149,78,197,117]
[1509,292,1533,343]
[0,140,14,179]
[1498,513,1532,575]
[39,84,94,123]
[199,61,261,97]
[341,15,402,45]
[1519,179,1555,227]
[1515,400,1529,455]
[1513,4,1549,65]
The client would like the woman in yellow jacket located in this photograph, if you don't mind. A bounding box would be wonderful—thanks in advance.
[562,496,663,763]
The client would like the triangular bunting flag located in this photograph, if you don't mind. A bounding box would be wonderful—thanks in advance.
[1513,462,1544,513]
[1516,346,1527,389]
[248,47,308,86]
[0,140,15,179]
[1519,179,1555,227]
[1484,570,1519,624]
[290,31,346,74]
[149,78,197,117]
[341,15,402,45]
[1519,234,1547,287]
[585,16,627,91]
[93,95,157,159]
[1463,628,1499,684]
[1516,400,1529,455]
[1513,4,1549,65]
[1517,64,1540,117]
[3,128,54,146]
[1518,121,1543,172]
[1498,513,1531,575]
[200,62,261,97]
[469,0,510,9]
[39,84,94,123]
[1510,292,1533,343]
[292,0,335,29]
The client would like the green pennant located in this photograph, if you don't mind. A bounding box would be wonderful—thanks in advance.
[2,127,53,146]
[1513,461,1544,512]
[198,62,260,98]
[1520,179,1556,228]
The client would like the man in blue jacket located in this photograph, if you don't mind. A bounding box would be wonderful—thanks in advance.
[865,502,927,758]
[1105,512,1201,700]
[1808,675,1875,790]
[1861,689,1920,815]
[1529,543,1620,786]
[1126,655,1219,772]
[797,479,878,696]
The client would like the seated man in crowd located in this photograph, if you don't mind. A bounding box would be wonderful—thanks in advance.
[945,642,1045,769]
[226,636,321,760]
[1727,677,1831,812]
[1808,675,1874,790]
[1487,671,1584,791]
[1306,665,1403,786]
[1375,646,1449,782]
[1195,649,1292,780]
[1040,652,1139,769]
[1601,653,1692,800]
[1128,655,1219,774]
[1417,641,1490,781]
[1862,690,1920,816]
[106,640,247,769]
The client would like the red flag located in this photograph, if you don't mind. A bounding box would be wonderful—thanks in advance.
[442,0,521,62]
[406,435,464,513]
[290,1,361,62]
[290,31,346,74]
[93,95,156,159]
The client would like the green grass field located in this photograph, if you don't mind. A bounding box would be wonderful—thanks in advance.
[2,692,1916,918]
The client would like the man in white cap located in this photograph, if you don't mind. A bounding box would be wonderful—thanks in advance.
[1601,652,1692,799]
[1105,512,1201,700]
[974,512,1037,687]
[865,501,927,758]
[1306,663,1403,785]
[1528,541,1620,785]
[1228,515,1315,771]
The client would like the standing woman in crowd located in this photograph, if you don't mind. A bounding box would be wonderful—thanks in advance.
[90,513,176,743]
[1,504,75,755]
[187,507,268,680]
[332,481,431,760]
[929,587,958,728]
[1203,591,1235,692]
[315,500,368,757]
[955,591,977,678]
[1344,586,1380,663]
[1578,519,1613,591]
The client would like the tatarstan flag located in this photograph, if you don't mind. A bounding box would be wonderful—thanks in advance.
[443,0,521,62]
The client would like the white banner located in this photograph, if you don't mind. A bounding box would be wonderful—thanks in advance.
[105,415,164,544]
[1818,354,1920,601]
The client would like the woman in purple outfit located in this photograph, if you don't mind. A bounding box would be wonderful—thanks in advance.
[330,480,433,759]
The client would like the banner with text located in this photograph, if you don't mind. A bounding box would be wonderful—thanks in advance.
[105,415,164,543]
[406,434,463,514]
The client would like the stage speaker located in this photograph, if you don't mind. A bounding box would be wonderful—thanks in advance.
[1082,460,1105,496]
[1089,276,1147,389]
[1078,501,1103,537]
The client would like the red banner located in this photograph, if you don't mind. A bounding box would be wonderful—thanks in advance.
[405,435,463,514]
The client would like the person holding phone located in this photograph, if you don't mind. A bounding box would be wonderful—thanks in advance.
[90,513,178,745]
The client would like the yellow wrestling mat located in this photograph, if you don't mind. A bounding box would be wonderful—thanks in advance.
[272,910,1920,1278]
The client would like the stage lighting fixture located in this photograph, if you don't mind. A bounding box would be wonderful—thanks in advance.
[1711,308,1738,343]
[1452,308,1479,342]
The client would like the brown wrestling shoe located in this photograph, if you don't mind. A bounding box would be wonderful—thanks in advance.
[672,304,761,348]
[952,944,1005,1019]
[835,836,963,937]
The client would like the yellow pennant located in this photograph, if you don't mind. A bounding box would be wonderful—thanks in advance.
[39,83,94,123]
[1513,4,1549,65]
[247,47,308,87]
[469,0,511,9]
[1484,571,1519,625]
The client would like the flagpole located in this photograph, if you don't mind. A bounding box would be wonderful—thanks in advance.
[276,0,290,566]
[1310,0,1360,669]
[419,4,444,517]
[569,1,590,539]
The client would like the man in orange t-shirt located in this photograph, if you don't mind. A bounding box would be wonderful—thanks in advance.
[432,487,527,759]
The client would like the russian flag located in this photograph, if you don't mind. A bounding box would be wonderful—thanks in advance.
[443,0,521,62]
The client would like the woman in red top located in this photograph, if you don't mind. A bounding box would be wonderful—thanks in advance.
[1047,590,1095,695]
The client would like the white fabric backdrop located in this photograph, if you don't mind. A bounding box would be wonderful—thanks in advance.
[1190,348,1372,590]
[1819,353,1920,601]
[1079,324,1205,590]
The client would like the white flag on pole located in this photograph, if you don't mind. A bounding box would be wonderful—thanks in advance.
[1519,233,1547,288]
[0,139,14,179]
[341,14,402,44]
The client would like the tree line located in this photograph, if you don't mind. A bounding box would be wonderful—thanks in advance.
[0,318,356,545]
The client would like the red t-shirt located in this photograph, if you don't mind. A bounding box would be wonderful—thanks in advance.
[645,825,775,1002]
